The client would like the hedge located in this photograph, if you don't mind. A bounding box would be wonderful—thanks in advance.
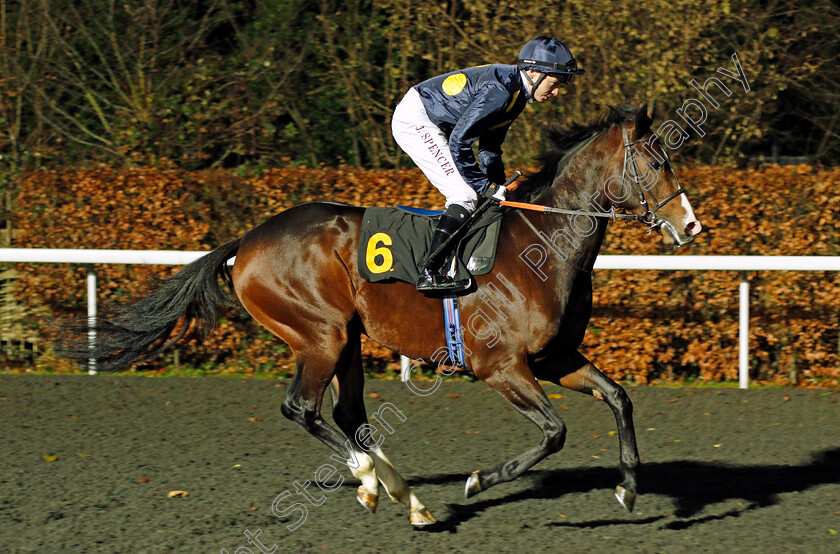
[10,165,840,386]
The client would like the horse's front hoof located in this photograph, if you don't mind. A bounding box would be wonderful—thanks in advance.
[356,488,378,513]
[464,470,482,499]
[615,485,636,512]
[409,507,436,526]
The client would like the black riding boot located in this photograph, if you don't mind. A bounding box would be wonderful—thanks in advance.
[416,205,472,292]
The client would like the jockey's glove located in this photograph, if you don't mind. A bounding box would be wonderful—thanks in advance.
[485,182,506,202]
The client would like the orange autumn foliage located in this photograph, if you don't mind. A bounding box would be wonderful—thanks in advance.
[11,165,840,386]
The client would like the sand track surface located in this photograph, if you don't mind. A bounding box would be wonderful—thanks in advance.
[1,375,838,553]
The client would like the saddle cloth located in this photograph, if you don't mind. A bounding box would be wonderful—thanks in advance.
[358,203,504,287]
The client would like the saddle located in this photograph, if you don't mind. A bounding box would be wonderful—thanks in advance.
[358,203,505,290]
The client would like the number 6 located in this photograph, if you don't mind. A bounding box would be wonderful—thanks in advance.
[365,232,393,274]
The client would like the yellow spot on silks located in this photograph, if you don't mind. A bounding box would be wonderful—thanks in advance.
[442,73,467,96]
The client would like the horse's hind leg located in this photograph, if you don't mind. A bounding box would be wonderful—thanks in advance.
[321,336,380,515]
[533,350,640,512]
[276,328,377,502]
[369,449,433,525]
[329,340,435,526]
[466,355,567,497]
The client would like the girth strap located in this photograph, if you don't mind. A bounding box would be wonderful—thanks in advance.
[443,295,466,367]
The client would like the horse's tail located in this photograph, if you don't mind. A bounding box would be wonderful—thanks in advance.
[56,238,242,371]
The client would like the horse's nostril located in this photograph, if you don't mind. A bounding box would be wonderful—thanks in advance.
[686,220,703,236]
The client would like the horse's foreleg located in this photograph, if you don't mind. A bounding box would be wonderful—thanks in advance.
[467,356,567,498]
[330,352,435,526]
[533,350,640,512]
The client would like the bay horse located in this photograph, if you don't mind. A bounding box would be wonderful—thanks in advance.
[60,105,702,526]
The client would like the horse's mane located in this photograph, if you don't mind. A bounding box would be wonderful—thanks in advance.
[510,105,641,202]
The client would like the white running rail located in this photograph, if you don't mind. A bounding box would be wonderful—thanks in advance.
[2,249,838,387]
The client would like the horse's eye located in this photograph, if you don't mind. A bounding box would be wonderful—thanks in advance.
[649,162,661,171]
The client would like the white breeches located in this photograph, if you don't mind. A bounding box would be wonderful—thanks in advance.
[391,88,479,212]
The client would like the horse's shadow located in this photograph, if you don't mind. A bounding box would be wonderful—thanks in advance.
[409,447,840,532]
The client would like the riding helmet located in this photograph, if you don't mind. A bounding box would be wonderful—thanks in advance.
[517,36,585,83]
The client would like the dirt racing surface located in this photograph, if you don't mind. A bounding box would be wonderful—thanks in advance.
[1,374,838,553]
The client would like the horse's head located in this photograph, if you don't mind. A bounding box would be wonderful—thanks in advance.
[606,105,703,247]
[514,105,703,248]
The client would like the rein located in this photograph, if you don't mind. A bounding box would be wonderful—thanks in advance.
[500,122,686,232]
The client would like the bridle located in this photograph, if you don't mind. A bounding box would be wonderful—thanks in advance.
[502,122,687,232]
[620,123,686,233]
[503,120,691,273]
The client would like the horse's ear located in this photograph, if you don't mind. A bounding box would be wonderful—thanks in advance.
[634,103,653,140]
[647,101,657,121]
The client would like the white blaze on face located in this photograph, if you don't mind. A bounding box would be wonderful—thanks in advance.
[680,193,703,236]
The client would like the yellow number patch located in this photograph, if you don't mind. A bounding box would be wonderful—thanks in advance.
[442,73,467,96]
[365,232,394,274]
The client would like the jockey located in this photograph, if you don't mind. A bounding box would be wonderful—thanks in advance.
[392,36,585,292]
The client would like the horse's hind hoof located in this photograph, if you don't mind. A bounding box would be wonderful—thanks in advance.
[615,485,636,512]
[465,470,482,499]
[409,507,436,526]
[356,489,378,514]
